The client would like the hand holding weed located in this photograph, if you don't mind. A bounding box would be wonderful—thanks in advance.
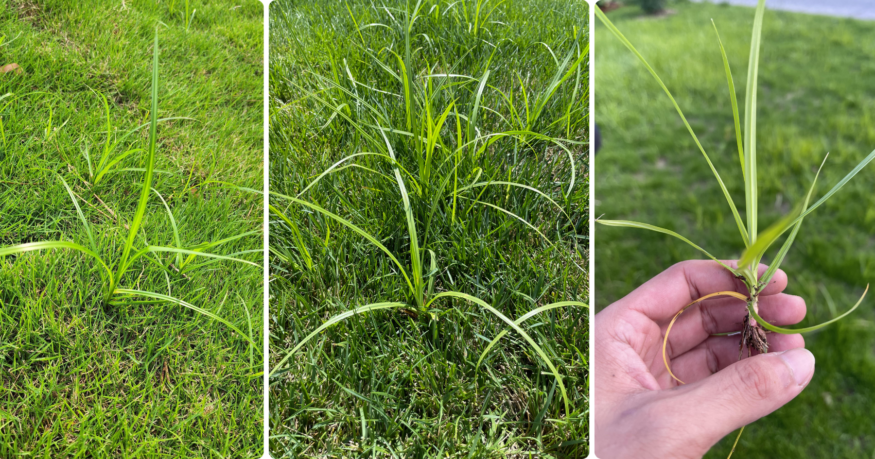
[594,260,814,459]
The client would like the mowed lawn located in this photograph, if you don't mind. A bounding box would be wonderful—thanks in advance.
[0,0,262,457]
[269,0,588,457]
[596,3,875,458]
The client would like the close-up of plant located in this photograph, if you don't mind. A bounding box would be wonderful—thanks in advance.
[0,1,262,456]
[269,0,588,456]
[597,0,875,455]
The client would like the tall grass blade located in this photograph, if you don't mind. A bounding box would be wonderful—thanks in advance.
[379,128,423,307]
[57,174,96,253]
[782,148,875,233]
[116,30,160,284]
[743,0,766,243]
[270,204,313,271]
[152,188,182,266]
[596,8,749,246]
[750,285,868,334]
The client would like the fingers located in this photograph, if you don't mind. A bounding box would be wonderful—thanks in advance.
[664,293,806,358]
[654,347,814,446]
[614,260,787,323]
[666,333,805,385]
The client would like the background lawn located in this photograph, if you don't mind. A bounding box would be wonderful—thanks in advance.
[269,0,588,457]
[596,2,875,458]
[0,0,262,457]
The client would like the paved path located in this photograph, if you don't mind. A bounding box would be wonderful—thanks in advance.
[693,0,875,20]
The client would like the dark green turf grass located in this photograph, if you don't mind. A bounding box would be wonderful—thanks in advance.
[0,0,263,457]
[268,0,589,456]
[596,3,875,458]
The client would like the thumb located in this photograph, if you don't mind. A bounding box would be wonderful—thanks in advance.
[663,348,815,445]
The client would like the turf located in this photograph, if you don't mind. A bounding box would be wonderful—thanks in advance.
[268,0,589,457]
[596,3,875,458]
[0,0,263,457]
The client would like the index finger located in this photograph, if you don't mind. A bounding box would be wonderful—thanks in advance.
[611,259,788,323]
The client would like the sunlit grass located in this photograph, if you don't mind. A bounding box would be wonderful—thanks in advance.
[269,0,589,456]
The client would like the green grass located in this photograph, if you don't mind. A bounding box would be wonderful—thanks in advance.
[268,0,588,457]
[0,0,263,457]
[596,3,875,458]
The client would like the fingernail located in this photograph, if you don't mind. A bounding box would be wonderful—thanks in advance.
[778,348,815,386]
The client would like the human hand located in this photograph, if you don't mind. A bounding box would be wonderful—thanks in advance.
[594,260,814,459]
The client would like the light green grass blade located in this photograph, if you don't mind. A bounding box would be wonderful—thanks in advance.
[379,128,423,307]
[476,301,587,369]
[750,285,868,334]
[0,241,112,285]
[744,0,766,243]
[712,20,745,184]
[296,152,392,198]
[93,148,144,185]
[737,209,797,272]
[783,147,875,231]
[532,40,588,128]
[116,30,160,284]
[56,173,96,253]
[456,181,572,223]
[270,302,407,376]
[468,69,491,147]
[271,191,415,296]
[427,291,571,415]
[151,188,182,267]
[596,8,749,246]
[178,230,261,268]
[129,246,260,269]
[598,220,736,273]
[760,154,827,286]
[470,130,579,197]
[115,289,256,347]
[459,196,554,247]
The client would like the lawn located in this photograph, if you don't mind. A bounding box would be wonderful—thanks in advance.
[596,2,875,458]
[0,0,263,457]
[268,0,588,457]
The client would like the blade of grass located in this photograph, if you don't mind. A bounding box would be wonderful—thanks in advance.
[269,302,408,376]
[56,173,97,253]
[712,20,745,183]
[378,128,423,307]
[596,8,749,246]
[426,291,571,415]
[116,30,160,286]
[0,241,113,285]
[271,191,415,296]
[115,289,257,347]
[476,301,587,368]
[152,188,182,267]
[760,154,828,286]
[598,220,737,273]
[743,0,766,244]
[750,285,868,334]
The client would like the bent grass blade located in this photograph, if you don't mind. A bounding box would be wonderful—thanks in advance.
[115,289,257,348]
[269,302,408,377]
[476,301,588,369]
[426,291,572,415]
